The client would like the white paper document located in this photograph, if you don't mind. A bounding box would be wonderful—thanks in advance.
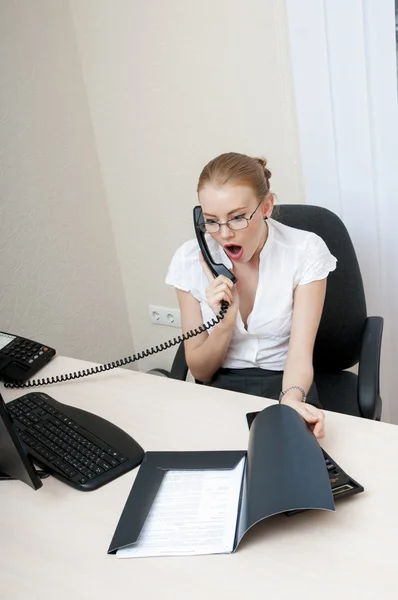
[117,458,246,558]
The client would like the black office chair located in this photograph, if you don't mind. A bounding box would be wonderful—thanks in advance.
[153,205,383,420]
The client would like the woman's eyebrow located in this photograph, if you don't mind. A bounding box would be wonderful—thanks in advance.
[203,206,247,218]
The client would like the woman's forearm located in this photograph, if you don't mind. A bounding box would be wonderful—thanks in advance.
[187,322,235,382]
[281,355,314,403]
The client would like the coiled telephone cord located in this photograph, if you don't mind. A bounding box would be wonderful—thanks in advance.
[4,304,228,389]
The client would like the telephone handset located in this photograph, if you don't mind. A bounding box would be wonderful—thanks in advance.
[193,205,237,312]
[2,207,233,389]
[193,206,237,284]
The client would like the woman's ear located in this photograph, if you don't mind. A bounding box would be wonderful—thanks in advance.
[263,192,275,219]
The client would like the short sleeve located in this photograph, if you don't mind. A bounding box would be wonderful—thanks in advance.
[296,233,337,286]
[165,240,202,301]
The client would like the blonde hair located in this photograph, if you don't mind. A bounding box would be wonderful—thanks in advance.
[197,152,272,200]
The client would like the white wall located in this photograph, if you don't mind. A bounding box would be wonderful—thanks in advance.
[0,0,133,364]
[69,0,305,373]
[286,0,398,423]
[3,0,392,425]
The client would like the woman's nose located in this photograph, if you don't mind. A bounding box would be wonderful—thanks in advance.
[219,223,234,240]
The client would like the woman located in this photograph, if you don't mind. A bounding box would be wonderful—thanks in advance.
[166,152,337,438]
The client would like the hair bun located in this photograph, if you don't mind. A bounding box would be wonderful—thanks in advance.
[256,157,272,183]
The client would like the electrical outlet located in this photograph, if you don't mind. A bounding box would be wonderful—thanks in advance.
[149,305,181,328]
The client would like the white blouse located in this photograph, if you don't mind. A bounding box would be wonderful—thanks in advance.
[165,218,337,371]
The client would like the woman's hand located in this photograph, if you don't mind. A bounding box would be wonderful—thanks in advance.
[281,397,325,439]
[199,252,239,325]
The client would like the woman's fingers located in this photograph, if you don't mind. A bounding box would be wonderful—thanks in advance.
[312,419,325,439]
[210,291,233,308]
[215,276,234,292]
[282,399,325,439]
[304,403,325,439]
[206,277,234,310]
[199,253,234,288]
[213,283,233,303]
[199,252,237,314]
[299,404,325,439]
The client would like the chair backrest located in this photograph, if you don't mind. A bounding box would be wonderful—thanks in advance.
[276,204,367,372]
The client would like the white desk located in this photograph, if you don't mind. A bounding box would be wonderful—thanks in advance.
[1,356,398,600]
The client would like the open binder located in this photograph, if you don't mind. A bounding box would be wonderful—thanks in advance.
[108,404,340,557]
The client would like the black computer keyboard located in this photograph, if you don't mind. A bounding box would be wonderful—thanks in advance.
[6,392,145,491]
[322,449,363,498]
[283,449,364,517]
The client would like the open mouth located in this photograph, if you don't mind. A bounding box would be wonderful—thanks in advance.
[224,244,243,260]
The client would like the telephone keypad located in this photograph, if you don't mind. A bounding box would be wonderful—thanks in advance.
[0,332,56,384]
[3,337,47,363]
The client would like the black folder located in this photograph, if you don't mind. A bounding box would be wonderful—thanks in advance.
[108,404,335,556]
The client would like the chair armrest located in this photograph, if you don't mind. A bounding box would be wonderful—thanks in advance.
[358,316,383,419]
[147,368,170,377]
[169,342,189,381]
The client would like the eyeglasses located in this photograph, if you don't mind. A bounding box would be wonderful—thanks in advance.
[199,199,264,234]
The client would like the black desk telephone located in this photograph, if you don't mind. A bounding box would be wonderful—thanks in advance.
[2,207,235,389]
[0,332,56,385]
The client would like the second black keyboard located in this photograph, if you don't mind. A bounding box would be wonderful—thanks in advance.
[6,392,144,491]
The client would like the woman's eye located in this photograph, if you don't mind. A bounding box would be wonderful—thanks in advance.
[232,214,246,221]
[205,219,217,225]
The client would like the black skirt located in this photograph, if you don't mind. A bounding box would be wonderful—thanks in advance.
[207,368,321,409]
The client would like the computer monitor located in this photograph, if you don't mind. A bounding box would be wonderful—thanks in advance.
[0,393,42,490]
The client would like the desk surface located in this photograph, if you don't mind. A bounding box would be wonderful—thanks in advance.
[1,356,398,600]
